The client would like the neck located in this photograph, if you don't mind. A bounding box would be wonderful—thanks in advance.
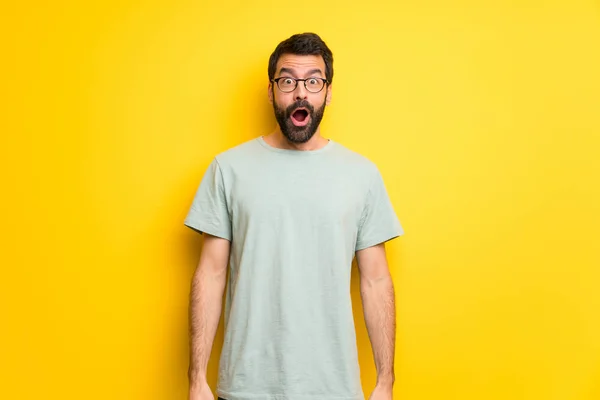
[265,127,329,151]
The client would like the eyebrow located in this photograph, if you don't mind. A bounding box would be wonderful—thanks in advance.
[278,67,324,77]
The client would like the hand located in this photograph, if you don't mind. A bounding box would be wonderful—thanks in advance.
[368,383,393,400]
[189,381,214,400]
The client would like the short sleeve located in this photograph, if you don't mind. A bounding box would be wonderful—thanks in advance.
[184,158,232,241]
[355,168,404,251]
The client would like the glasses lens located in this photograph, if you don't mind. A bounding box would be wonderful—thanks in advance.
[277,78,296,92]
[305,78,324,93]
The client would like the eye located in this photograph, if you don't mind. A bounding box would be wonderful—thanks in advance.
[283,78,295,85]
[308,78,319,85]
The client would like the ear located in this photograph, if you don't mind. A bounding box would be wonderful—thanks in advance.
[268,82,273,104]
[325,83,332,105]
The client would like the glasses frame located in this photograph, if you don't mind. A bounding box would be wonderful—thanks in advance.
[271,77,329,93]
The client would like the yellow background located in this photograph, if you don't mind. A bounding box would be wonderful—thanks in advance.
[2,1,599,399]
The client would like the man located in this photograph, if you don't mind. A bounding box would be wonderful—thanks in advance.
[185,32,404,400]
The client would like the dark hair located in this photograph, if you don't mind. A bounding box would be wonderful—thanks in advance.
[268,32,334,84]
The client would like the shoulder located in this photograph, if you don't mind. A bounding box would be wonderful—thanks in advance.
[330,140,380,176]
[212,137,262,167]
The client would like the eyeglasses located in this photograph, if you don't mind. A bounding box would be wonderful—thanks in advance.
[271,77,329,93]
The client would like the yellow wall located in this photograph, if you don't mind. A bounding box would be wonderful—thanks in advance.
[2,1,599,399]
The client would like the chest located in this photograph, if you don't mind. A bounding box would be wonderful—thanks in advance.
[228,167,365,229]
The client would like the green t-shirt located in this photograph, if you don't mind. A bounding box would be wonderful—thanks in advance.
[184,136,404,400]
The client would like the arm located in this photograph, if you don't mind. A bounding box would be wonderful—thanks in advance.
[356,243,396,396]
[188,233,231,399]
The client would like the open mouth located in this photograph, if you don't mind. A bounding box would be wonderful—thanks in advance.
[290,108,310,127]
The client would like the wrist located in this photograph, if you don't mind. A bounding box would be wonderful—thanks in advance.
[188,368,208,389]
[376,374,395,389]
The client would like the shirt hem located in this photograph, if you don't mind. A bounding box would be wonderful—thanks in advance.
[217,389,365,400]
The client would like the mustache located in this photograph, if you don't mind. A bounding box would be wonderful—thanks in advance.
[285,100,314,115]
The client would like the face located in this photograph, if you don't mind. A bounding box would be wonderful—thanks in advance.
[268,54,332,144]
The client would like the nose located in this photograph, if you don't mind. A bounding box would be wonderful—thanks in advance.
[294,81,308,100]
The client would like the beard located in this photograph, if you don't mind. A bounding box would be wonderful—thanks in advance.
[273,97,327,144]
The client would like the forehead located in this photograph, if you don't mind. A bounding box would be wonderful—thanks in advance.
[276,54,326,77]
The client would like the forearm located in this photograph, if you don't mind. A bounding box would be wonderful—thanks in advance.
[360,273,396,387]
[188,262,227,388]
